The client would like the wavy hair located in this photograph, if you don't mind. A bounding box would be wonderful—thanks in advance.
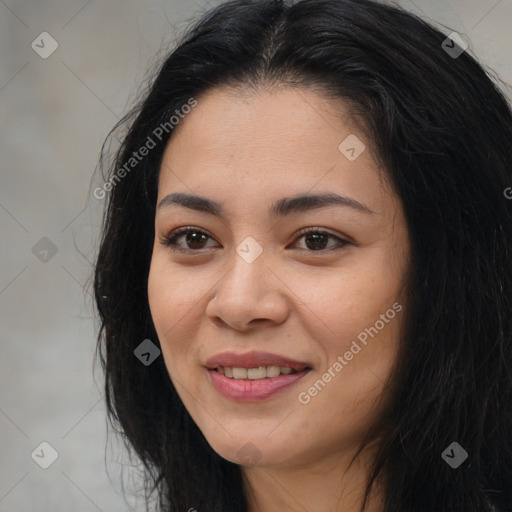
[93,0,512,510]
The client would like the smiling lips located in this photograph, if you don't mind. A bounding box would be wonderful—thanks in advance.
[205,351,312,401]
[219,365,297,379]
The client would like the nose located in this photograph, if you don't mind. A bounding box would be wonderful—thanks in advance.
[205,249,290,332]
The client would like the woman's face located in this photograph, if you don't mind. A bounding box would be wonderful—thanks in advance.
[148,85,410,468]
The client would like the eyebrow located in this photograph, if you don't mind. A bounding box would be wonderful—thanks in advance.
[157,191,375,217]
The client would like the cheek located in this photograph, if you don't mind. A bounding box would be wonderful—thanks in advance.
[147,255,206,331]
[148,262,175,339]
[299,263,403,404]
[299,292,401,439]
[302,264,402,340]
[147,256,205,369]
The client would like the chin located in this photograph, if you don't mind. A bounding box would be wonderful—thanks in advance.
[203,432,290,467]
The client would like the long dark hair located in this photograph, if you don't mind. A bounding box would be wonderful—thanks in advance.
[93,0,512,510]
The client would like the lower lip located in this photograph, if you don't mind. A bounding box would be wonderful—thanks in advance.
[208,368,311,402]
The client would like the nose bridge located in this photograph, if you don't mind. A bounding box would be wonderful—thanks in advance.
[220,238,273,301]
[206,237,289,329]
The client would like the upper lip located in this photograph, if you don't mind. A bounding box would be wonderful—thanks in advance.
[205,351,312,371]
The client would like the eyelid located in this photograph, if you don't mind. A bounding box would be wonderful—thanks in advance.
[159,225,217,252]
[294,226,347,242]
[159,225,351,253]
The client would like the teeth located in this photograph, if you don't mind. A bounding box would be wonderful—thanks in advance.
[266,365,281,378]
[247,367,266,380]
[232,367,248,379]
[216,365,300,380]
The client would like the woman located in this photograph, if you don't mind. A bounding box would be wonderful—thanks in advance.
[93,0,512,510]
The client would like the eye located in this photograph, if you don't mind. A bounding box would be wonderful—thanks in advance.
[160,226,350,253]
[292,227,350,252]
[160,226,218,252]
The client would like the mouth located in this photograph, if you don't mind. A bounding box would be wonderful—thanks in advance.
[205,351,312,401]
[214,365,307,379]
[205,350,312,372]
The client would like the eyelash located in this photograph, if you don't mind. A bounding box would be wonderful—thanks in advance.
[159,226,350,254]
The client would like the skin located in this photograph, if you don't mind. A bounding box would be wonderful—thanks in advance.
[147,85,410,512]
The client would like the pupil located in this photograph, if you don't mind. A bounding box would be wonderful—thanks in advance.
[306,233,327,250]
[187,232,206,249]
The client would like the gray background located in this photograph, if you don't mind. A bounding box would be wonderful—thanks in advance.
[1,1,511,511]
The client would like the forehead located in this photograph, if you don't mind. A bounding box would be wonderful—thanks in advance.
[157,85,390,214]
[164,85,364,161]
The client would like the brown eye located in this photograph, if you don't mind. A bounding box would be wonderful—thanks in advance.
[161,227,218,252]
[183,231,209,249]
[302,232,329,250]
[294,228,349,252]
[161,226,349,254]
